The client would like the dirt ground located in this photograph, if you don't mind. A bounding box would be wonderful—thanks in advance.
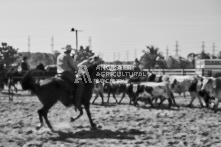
[1,90,221,147]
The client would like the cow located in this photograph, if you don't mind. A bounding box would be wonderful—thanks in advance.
[134,82,179,108]
[92,80,104,104]
[169,75,210,107]
[201,77,221,112]
[120,83,139,105]
[168,75,195,98]
[148,72,163,82]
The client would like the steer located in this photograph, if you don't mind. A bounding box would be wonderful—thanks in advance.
[169,75,195,98]
[135,82,179,108]
[92,80,104,104]
[201,77,221,112]
[170,75,211,107]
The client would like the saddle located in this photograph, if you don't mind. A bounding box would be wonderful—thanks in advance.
[55,74,77,96]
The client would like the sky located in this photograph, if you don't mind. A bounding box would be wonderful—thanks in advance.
[0,0,221,61]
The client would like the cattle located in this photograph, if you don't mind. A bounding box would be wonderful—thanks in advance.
[169,75,210,108]
[168,75,195,98]
[133,82,179,108]
[201,77,221,112]
[187,77,207,107]
[120,83,139,105]
[92,80,104,104]
[148,72,163,82]
[92,79,139,105]
[103,82,119,103]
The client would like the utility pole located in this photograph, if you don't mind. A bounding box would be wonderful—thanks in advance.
[118,52,120,61]
[202,41,205,52]
[212,42,216,57]
[174,41,179,57]
[51,36,54,54]
[134,49,137,59]
[166,46,169,59]
[71,28,83,50]
[88,36,92,50]
[28,36,30,56]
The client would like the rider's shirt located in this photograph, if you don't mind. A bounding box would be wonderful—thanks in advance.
[57,53,77,74]
[21,61,29,71]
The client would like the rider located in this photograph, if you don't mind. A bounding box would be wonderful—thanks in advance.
[21,56,30,72]
[57,45,84,109]
[0,55,4,71]
[133,58,142,72]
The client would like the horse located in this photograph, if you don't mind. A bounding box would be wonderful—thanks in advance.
[21,56,104,131]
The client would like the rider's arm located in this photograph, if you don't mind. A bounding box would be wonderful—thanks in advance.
[77,59,89,67]
[67,56,78,71]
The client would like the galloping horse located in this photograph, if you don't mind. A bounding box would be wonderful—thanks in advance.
[21,56,103,131]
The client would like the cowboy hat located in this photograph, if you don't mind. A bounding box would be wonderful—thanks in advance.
[62,44,72,52]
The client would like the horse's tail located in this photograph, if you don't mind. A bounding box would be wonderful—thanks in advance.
[21,70,39,93]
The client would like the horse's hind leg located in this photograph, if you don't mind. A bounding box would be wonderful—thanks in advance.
[84,103,96,128]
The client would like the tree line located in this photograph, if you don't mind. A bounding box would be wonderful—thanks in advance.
[0,42,219,70]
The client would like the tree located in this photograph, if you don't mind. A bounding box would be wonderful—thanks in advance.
[0,43,19,68]
[74,46,95,64]
[140,46,165,69]
[198,51,210,59]
[166,56,180,69]
[187,53,197,68]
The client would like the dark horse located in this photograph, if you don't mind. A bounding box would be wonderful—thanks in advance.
[21,57,103,131]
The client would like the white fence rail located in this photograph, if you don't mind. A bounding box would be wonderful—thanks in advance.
[143,69,196,76]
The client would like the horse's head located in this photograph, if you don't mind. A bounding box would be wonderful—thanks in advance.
[87,56,104,79]
[77,55,104,81]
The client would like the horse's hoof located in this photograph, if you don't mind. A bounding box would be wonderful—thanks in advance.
[36,124,43,130]
[187,104,192,108]
[70,117,76,122]
[50,129,57,133]
[97,125,102,129]
[36,126,41,130]
[175,105,180,108]
[91,123,97,128]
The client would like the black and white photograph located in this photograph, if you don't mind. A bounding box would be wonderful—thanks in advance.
[0,0,221,146]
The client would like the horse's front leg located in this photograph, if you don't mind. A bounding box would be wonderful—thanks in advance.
[70,107,83,122]
[84,103,96,128]
[13,84,18,93]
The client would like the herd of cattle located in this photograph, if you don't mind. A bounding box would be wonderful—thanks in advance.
[92,72,221,112]
[0,69,221,112]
